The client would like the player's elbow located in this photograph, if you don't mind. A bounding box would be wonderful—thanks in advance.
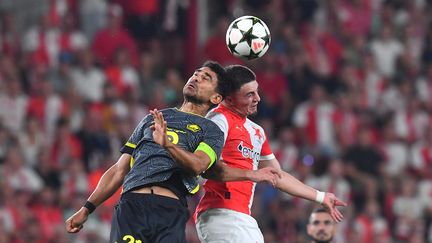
[191,163,209,176]
[117,155,132,175]
[190,158,213,176]
[117,166,130,180]
[201,163,224,181]
[191,151,214,176]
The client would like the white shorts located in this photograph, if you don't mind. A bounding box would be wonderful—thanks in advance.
[195,208,264,243]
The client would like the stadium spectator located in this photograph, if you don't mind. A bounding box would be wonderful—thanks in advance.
[91,4,138,67]
[307,207,337,243]
[70,49,106,103]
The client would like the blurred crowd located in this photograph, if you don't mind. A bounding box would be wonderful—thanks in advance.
[0,0,431,242]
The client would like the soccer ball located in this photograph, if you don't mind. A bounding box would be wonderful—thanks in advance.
[226,16,271,60]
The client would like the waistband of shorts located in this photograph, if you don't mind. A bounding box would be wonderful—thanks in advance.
[131,185,179,199]
[121,191,187,207]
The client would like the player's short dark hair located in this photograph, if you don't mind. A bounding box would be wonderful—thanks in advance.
[309,207,331,223]
[202,60,227,98]
[224,64,256,96]
[312,207,329,214]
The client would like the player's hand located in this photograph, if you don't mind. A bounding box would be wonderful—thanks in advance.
[65,208,89,233]
[248,167,282,187]
[321,193,347,223]
[150,109,170,147]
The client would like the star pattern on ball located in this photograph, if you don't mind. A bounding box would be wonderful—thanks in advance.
[228,40,240,55]
[226,16,271,60]
[235,20,263,59]
[237,24,256,50]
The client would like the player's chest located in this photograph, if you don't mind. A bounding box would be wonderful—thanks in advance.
[223,124,264,162]
[145,119,204,149]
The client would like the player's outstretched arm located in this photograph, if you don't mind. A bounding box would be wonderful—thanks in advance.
[203,161,281,185]
[150,109,214,175]
[65,153,131,233]
[260,158,347,222]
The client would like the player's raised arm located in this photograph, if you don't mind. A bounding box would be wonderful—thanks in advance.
[65,153,131,233]
[260,158,347,222]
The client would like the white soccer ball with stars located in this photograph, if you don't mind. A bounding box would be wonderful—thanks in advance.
[226,15,271,60]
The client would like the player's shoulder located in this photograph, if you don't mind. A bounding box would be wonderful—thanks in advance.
[181,110,222,132]
[188,117,224,139]
[206,107,226,120]
[206,108,230,129]
[163,107,204,120]
[160,107,176,114]
[207,106,239,123]
[200,115,223,131]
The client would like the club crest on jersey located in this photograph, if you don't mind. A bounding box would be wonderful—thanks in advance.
[186,124,201,132]
[253,127,262,140]
[237,141,260,163]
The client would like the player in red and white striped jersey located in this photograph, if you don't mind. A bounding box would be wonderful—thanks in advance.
[195,65,347,243]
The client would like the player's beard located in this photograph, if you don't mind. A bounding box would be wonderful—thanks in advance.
[247,103,259,116]
[310,236,333,243]
[247,107,258,116]
[184,94,205,105]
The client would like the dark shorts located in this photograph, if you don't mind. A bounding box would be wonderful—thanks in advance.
[109,192,190,243]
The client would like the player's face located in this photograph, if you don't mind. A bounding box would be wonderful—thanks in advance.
[228,81,260,117]
[183,67,219,104]
[307,212,336,243]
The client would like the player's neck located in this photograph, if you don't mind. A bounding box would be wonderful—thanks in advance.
[179,101,208,117]
[221,101,247,119]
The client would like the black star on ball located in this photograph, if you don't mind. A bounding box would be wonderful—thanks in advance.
[238,25,257,48]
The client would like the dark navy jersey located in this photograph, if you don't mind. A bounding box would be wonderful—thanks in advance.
[121,108,224,195]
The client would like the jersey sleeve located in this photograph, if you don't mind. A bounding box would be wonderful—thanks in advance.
[120,115,152,155]
[260,132,275,161]
[206,111,228,144]
[195,121,224,172]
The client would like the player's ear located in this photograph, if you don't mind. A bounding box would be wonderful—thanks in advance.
[210,93,223,105]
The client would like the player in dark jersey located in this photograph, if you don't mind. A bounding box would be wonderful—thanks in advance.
[65,61,280,243]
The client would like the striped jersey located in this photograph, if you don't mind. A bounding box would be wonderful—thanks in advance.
[195,104,275,216]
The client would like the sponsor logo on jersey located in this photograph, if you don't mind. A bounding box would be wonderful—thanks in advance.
[167,127,186,134]
[186,124,201,132]
[237,141,260,164]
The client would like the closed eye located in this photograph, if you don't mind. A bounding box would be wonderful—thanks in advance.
[203,72,212,81]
